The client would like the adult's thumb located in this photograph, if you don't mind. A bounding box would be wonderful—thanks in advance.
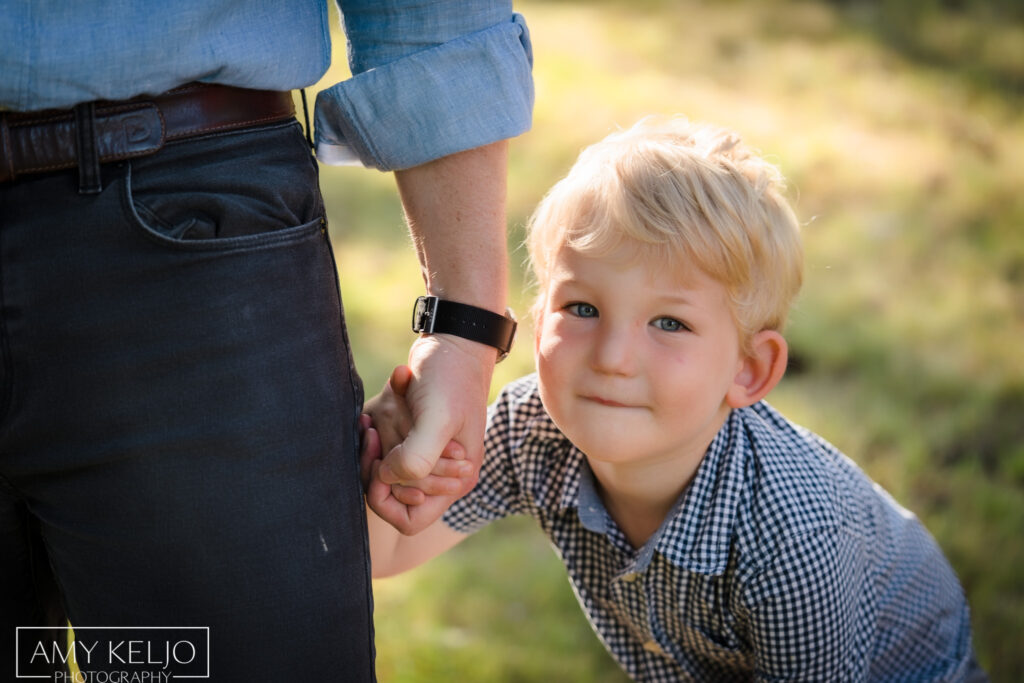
[378,416,451,483]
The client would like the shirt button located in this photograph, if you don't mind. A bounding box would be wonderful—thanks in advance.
[620,572,639,583]
[643,639,665,655]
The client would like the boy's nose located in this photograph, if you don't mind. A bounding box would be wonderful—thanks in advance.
[590,322,638,376]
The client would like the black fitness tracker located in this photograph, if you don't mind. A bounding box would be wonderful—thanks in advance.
[411,295,517,362]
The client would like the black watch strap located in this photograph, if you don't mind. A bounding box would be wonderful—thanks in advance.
[412,296,517,361]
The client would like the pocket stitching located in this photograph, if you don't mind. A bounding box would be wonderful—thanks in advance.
[121,161,325,254]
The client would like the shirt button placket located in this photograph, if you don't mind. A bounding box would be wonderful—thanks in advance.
[613,570,654,654]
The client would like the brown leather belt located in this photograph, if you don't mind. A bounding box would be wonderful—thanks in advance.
[0,83,296,184]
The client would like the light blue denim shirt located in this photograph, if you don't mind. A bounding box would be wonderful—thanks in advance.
[0,1,534,171]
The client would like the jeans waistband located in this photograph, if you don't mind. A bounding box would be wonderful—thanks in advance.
[0,83,296,189]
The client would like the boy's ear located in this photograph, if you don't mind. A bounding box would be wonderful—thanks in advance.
[726,330,788,409]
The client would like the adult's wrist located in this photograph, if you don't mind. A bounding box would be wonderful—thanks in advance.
[411,296,517,362]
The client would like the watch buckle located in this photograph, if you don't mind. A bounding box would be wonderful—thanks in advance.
[412,295,440,334]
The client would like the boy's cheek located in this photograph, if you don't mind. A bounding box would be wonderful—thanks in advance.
[535,315,575,356]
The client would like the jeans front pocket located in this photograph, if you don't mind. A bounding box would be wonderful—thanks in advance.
[123,121,326,253]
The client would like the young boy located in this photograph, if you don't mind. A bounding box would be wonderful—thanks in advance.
[362,117,984,681]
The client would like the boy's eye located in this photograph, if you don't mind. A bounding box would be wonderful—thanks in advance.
[652,317,688,332]
[566,303,598,318]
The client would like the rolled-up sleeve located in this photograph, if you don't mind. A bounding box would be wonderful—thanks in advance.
[315,0,534,171]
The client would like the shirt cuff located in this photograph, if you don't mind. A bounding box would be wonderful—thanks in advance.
[314,13,533,171]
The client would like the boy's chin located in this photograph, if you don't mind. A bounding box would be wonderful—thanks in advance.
[567,429,655,465]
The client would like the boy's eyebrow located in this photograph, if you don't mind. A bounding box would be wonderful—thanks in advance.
[653,291,693,303]
[550,278,702,305]
[650,290,699,307]
[547,273,584,288]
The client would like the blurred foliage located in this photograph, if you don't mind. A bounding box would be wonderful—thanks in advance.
[304,0,1023,680]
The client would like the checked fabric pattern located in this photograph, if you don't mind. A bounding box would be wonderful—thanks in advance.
[443,374,982,682]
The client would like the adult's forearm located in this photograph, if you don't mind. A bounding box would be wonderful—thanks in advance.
[394,139,509,319]
[370,139,509,502]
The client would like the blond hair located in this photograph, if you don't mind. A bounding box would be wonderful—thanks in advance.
[526,116,803,352]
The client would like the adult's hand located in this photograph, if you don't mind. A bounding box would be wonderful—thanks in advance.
[377,336,490,485]
[371,336,488,533]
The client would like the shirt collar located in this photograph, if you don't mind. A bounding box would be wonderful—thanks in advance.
[523,409,586,513]
[576,462,607,533]
[576,462,692,574]
[523,390,750,576]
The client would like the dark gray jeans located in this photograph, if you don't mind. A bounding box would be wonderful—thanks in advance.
[0,120,374,681]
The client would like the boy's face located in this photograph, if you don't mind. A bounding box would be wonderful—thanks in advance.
[535,245,746,469]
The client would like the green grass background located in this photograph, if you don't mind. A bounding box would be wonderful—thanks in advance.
[304,1,1023,680]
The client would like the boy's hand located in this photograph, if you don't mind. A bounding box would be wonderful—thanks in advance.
[364,449,471,535]
[361,365,475,533]
[362,366,414,473]
[359,415,469,502]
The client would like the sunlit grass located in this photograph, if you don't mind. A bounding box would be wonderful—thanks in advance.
[372,518,628,683]
[304,1,1024,679]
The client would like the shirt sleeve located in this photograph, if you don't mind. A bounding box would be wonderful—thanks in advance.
[442,384,531,534]
[315,0,534,171]
[742,527,872,682]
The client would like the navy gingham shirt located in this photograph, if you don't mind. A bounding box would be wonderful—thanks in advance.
[443,375,983,682]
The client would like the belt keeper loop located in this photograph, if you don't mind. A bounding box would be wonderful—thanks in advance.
[300,88,313,150]
[0,114,13,183]
[74,102,102,194]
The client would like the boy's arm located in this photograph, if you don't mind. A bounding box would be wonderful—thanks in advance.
[744,528,868,680]
[366,500,468,578]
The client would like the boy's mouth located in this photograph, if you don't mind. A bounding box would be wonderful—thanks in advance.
[584,395,632,408]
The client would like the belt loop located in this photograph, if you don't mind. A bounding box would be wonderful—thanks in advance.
[74,102,102,194]
[300,88,314,150]
[0,113,13,183]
